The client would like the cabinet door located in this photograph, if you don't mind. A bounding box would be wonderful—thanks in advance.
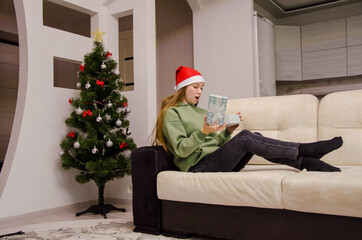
[347,45,362,76]
[275,26,302,81]
[302,19,346,53]
[302,48,347,80]
[347,15,362,47]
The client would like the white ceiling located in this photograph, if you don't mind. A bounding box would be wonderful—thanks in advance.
[254,0,362,18]
[273,0,342,11]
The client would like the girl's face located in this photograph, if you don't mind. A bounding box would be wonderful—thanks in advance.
[183,82,204,105]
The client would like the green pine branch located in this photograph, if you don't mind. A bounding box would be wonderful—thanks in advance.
[60,40,136,188]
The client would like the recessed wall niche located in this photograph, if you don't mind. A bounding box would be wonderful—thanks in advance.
[53,57,81,89]
[119,15,134,91]
[43,0,91,38]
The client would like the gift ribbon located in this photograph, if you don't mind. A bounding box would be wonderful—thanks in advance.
[80,65,85,72]
[67,131,75,138]
[208,98,226,123]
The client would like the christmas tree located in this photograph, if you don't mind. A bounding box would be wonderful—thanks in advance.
[60,28,136,218]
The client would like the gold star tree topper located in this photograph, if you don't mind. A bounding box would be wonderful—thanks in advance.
[91,27,106,42]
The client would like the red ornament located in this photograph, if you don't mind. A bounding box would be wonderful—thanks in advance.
[96,79,105,87]
[69,98,72,104]
[83,110,92,117]
[106,51,112,57]
[80,65,85,72]
[120,142,128,149]
[67,131,75,138]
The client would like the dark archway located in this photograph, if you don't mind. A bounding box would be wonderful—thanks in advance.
[0,0,19,172]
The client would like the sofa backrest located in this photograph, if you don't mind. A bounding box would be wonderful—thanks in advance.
[227,94,319,165]
[318,89,362,166]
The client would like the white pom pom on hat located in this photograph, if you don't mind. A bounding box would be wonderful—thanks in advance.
[175,66,205,91]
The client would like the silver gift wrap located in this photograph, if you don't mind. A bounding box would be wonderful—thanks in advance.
[206,94,228,126]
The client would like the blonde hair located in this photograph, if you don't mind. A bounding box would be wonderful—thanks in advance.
[151,88,187,152]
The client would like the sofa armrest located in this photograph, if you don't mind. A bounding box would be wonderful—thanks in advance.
[131,146,177,234]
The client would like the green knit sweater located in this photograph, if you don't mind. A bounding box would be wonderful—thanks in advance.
[163,102,232,172]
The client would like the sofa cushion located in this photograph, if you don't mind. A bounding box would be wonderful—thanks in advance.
[157,165,298,209]
[226,94,319,164]
[318,89,362,166]
[282,166,362,218]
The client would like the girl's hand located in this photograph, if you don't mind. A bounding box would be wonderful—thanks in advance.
[226,112,242,133]
[201,116,226,135]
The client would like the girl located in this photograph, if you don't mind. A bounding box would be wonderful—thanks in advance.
[152,66,342,173]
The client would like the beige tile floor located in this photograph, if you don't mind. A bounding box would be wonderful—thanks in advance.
[0,198,133,231]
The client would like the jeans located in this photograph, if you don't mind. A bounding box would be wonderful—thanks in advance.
[188,130,302,172]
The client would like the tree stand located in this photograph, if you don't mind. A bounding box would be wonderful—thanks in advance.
[76,184,126,219]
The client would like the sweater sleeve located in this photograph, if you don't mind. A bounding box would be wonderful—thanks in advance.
[211,129,232,147]
[163,109,206,158]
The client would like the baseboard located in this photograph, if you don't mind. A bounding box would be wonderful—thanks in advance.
[0,198,132,230]
[105,197,132,207]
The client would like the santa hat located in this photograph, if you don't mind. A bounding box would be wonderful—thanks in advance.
[174,66,205,91]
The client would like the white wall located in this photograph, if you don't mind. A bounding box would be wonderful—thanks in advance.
[103,0,157,200]
[191,0,255,109]
[0,0,156,218]
[0,0,256,219]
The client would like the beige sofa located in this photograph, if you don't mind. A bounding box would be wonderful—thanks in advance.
[131,89,362,240]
